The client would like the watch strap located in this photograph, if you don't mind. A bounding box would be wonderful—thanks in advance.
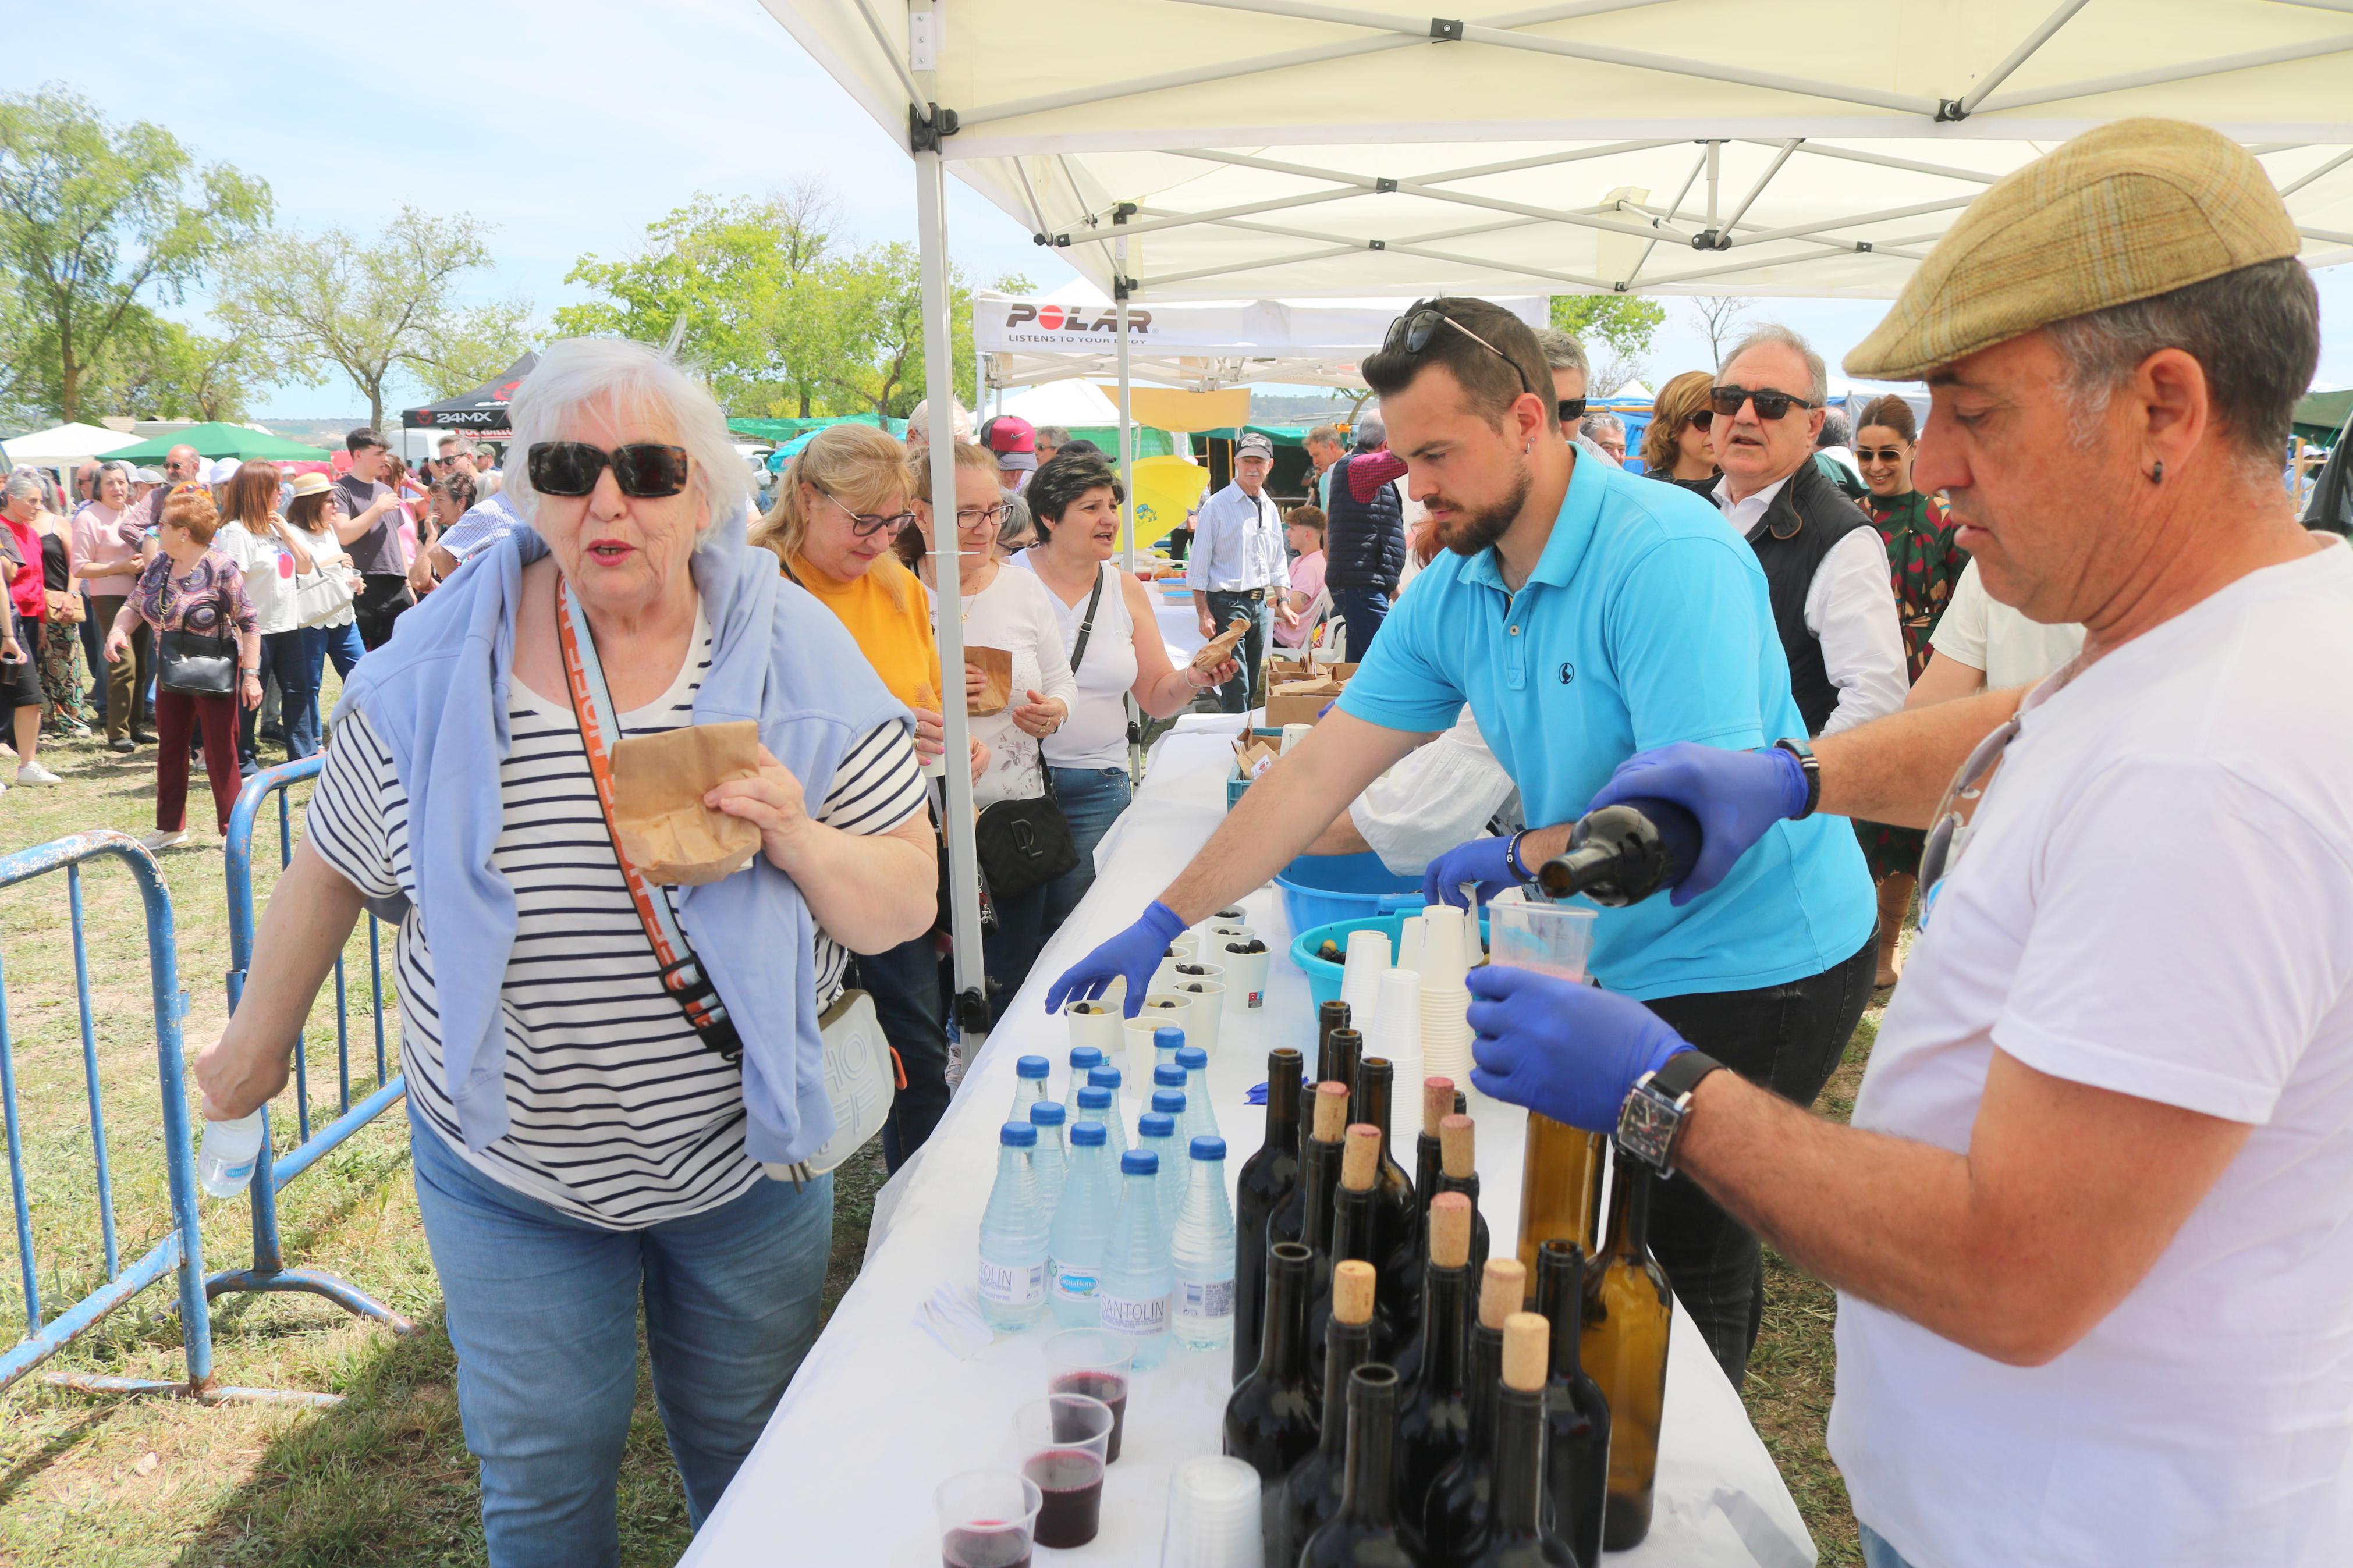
[1772,737,1821,819]
[1649,1048,1725,1103]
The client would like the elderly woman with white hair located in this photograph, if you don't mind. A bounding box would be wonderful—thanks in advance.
[194,339,935,1566]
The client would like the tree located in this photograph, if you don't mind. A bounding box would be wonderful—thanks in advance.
[822,244,1029,418]
[1689,295,1755,369]
[1550,294,1667,397]
[214,207,532,431]
[84,311,258,421]
[0,87,271,421]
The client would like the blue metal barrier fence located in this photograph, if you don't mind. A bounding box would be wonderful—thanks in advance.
[204,757,413,1334]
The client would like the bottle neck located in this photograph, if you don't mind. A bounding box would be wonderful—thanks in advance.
[1412,1133,1442,1222]
[1318,1319,1371,1457]
[1490,1386,1549,1534]
[1536,1249,1586,1384]
[1462,1326,1503,1465]
[1340,1378,1400,1526]
[1605,1151,1651,1261]
[1268,1061,1301,1156]
[1301,1139,1343,1254]
[1334,1185,1377,1266]
[1424,1265,1470,1393]
[1316,1008,1347,1085]
[1359,1066,1392,1155]
[1261,1253,1310,1380]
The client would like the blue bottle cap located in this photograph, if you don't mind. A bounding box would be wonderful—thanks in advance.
[1069,1044,1103,1069]
[1121,1149,1160,1176]
[1138,1112,1175,1138]
[1070,1121,1108,1147]
[1190,1135,1227,1161]
[1154,1025,1185,1050]
[1017,1055,1050,1080]
[1000,1121,1037,1147]
[1077,1085,1113,1110]
[1151,1089,1187,1117]
[1089,1065,1123,1089]
[1176,1046,1208,1069]
[1154,1063,1187,1088]
[1029,1100,1066,1126]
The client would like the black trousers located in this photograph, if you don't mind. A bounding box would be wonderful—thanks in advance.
[1640,934,1877,1388]
[851,933,952,1174]
[354,574,414,651]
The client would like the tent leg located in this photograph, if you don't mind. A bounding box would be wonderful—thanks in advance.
[917,147,991,1049]
[1116,233,1146,784]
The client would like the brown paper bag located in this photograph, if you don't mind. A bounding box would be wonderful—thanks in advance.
[1191,614,1252,673]
[966,646,1012,716]
[609,720,765,886]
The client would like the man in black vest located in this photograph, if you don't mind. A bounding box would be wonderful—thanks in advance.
[1708,326,1906,735]
[1322,414,1407,662]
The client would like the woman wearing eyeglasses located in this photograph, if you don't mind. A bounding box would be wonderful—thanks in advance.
[902,440,1077,1020]
[195,339,936,1568]
[1639,369,1722,486]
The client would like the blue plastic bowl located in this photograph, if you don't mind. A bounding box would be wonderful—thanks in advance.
[1273,852,1424,934]
[1288,908,1492,1014]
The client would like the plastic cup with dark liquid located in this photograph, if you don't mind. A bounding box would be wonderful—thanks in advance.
[1045,1327,1134,1463]
[935,1469,1041,1568]
[1014,1392,1114,1549]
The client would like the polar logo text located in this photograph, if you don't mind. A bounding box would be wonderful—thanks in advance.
[1002,304,1152,335]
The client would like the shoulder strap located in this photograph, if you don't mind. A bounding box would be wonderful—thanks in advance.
[554,575,742,1060]
[1069,566,1108,675]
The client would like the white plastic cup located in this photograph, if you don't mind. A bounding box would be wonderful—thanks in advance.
[1208,923,1255,947]
[1160,1455,1266,1567]
[1339,927,1392,1021]
[1372,968,1424,1075]
[1220,941,1272,1011]
[1169,979,1225,1054]
[1394,913,1425,976]
[1066,998,1124,1064]
[1487,899,1598,983]
[1279,723,1313,755]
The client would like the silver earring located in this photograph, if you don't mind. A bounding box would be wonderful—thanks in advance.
[2149,460,2164,484]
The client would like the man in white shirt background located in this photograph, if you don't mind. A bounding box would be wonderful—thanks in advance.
[1462,118,2353,1568]
[1186,431,1295,713]
[1708,326,1907,735]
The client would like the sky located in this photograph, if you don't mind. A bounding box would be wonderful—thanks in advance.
[11,0,2351,421]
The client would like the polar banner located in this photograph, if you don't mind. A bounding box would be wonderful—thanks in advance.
[971,295,1546,357]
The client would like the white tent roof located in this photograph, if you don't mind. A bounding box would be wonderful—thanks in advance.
[995,377,1124,425]
[764,1,2353,300]
[4,421,140,464]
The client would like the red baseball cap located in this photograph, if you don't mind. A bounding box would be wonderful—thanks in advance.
[981,415,1038,472]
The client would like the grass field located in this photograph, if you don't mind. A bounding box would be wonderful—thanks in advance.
[0,710,1880,1565]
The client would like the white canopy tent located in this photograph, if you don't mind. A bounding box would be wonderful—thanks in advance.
[760,0,2353,1043]
[3,421,140,472]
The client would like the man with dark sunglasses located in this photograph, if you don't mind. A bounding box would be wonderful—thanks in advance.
[1706,326,1907,738]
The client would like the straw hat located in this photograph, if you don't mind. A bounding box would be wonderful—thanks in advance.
[1845,118,2302,383]
[289,471,335,499]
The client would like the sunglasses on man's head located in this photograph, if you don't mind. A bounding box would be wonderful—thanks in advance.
[1709,386,1820,421]
[1384,304,1538,403]
[527,441,690,498]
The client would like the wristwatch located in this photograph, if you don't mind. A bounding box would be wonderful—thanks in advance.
[1771,737,1820,819]
[1614,1050,1727,1176]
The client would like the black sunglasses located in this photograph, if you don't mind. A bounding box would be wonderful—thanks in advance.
[527,441,691,498]
[1384,304,1538,403]
[1709,386,1820,421]
[815,487,917,539]
[1856,447,1906,464]
[1557,397,1587,425]
[1687,409,1715,431]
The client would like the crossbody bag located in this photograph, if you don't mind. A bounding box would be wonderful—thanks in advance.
[970,569,1093,898]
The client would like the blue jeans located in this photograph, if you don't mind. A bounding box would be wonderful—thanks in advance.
[1202,589,1272,715]
[303,619,365,687]
[239,630,320,767]
[1859,1523,1918,1568]
[984,878,1050,1026]
[1042,764,1133,937]
[407,1103,833,1568]
[1329,585,1391,663]
[851,933,950,1172]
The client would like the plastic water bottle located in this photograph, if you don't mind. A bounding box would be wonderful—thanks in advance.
[1154,1023,1186,1083]
[1079,1080,1128,1153]
[1171,1135,1237,1352]
[1027,1099,1069,1226]
[1010,1054,1051,1126]
[1136,1110,1183,1236]
[197,1110,265,1200]
[977,1122,1049,1333]
[1097,1149,1174,1370]
[1176,1044,1220,1147]
[1049,1122,1119,1327]
[1153,1061,1188,1103]
[1149,1090,1190,1232]
[1063,1044,1104,1121]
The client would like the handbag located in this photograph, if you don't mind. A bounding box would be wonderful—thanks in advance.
[970,569,1096,899]
[289,546,356,628]
[767,987,895,1180]
[156,628,237,696]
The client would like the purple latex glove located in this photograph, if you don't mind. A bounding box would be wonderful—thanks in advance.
[1465,965,1691,1134]
[1582,742,1809,906]
[1044,900,1188,1019]
[1421,834,1521,911]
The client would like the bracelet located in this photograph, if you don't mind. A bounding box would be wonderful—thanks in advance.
[1504,827,1536,882]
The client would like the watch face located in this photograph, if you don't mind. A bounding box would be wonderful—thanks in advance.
[1617,1085,1679,1169]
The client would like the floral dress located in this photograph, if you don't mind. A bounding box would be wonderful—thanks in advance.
[1857,489,1968,881]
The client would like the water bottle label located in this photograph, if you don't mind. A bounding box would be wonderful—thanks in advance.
[978,1258,1045,1307]
[1053,1267,1098,1302]
[1098,1292,1169,1338]
[1176,1277,1235,1322]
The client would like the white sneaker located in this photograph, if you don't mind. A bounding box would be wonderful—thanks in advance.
[15,761,59,786]
[140,829,187,852]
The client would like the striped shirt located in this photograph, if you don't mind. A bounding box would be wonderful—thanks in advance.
[306,612,925,1227]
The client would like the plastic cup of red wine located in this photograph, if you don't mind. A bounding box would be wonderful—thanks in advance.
[1045,1327,1134,1463]
[1014,1392,1114,1550]
[936,1469,1041,1568]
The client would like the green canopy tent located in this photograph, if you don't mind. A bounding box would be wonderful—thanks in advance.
[107,423,333,464]
[727,413,907,443]
[2292,388,2352,447]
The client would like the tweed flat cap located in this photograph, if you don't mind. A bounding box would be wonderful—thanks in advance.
[1846,118,2302,382]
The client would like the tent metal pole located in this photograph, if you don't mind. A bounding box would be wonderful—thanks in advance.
[1116,233,1144,783]
[1976,33,2353,113]
[1752,140,1999,186]
[1074,185,1369,244]
[1706,141,1721,226]
[915,144,989,1043]
[1950,0,2093,117]
[1708,140,1800,243]
[2280,145,2353,198]
[1719,194,1979,249]
[1135,244,1364,291]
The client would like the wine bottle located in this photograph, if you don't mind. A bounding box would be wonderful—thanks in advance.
[1435,1112,1492,1283]
[1272,1080,1350,1264]
[1461,1313,1577,1566]
[1297,1085,1353,1320]
[1234,1047,1305,1383]
[1298,1364,1426,1567]
[1392,1191,1475,1555]
[1531,796,1703,908]
[1514,1114,1605,1307]
[1581,1153,1669,1552]
[1225,1240,1321,1502]
[1426,1258,1525,1563]
[1537,1239,1610,1568]
[1393,1077,1452,1332]
[1354,1056,1419,1333]
[1315,1000,1352,1092]
[1328,1026,1365,1124]
[1309,1125,1396,1394]
[1273,1258,1376,1565]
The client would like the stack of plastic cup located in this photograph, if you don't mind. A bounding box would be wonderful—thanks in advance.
[1394,913,1426,977]
[1421,982,1474,1090]
[1159,1455,1266,1567]
[1369,967,1425,1082]
[1418,904,1468,991]
[1339,927,1393,1023]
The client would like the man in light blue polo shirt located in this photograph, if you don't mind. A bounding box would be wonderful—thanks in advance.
[1048,296,1875,1385]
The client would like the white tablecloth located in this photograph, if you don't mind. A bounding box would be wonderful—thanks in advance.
[685,725,1818,1568]
[1154,590,1205,662]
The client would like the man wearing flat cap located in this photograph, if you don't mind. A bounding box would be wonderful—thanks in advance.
[1187,431,1296,712]
[1457,120,2353,1566]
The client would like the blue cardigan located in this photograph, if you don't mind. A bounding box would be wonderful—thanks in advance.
[334,517,908,1167]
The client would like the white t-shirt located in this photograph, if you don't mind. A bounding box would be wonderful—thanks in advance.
[1831,545,2353,1567]
[1350,705,1522,876]
[927,564,1079,809]
[214,519,303,637]
[1927,556,2087,690]
[1014,553,1137,772]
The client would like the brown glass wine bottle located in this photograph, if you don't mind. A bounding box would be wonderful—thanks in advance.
[1315,1000,1351,1091]
[1273,1258,1377,1565]
[1298,1365,1428,1567]
[1426,1258,1525,1563]
[1225,1241,1321,1510]
[1461,1313,1578,1566]
[1515,1115,1605,1307]
[1326,1023,1364,1122]
[1581,1151,1670,1552]
[1234,1048,1304,1382]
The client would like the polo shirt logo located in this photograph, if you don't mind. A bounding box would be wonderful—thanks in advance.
[1558,662,1575,685]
